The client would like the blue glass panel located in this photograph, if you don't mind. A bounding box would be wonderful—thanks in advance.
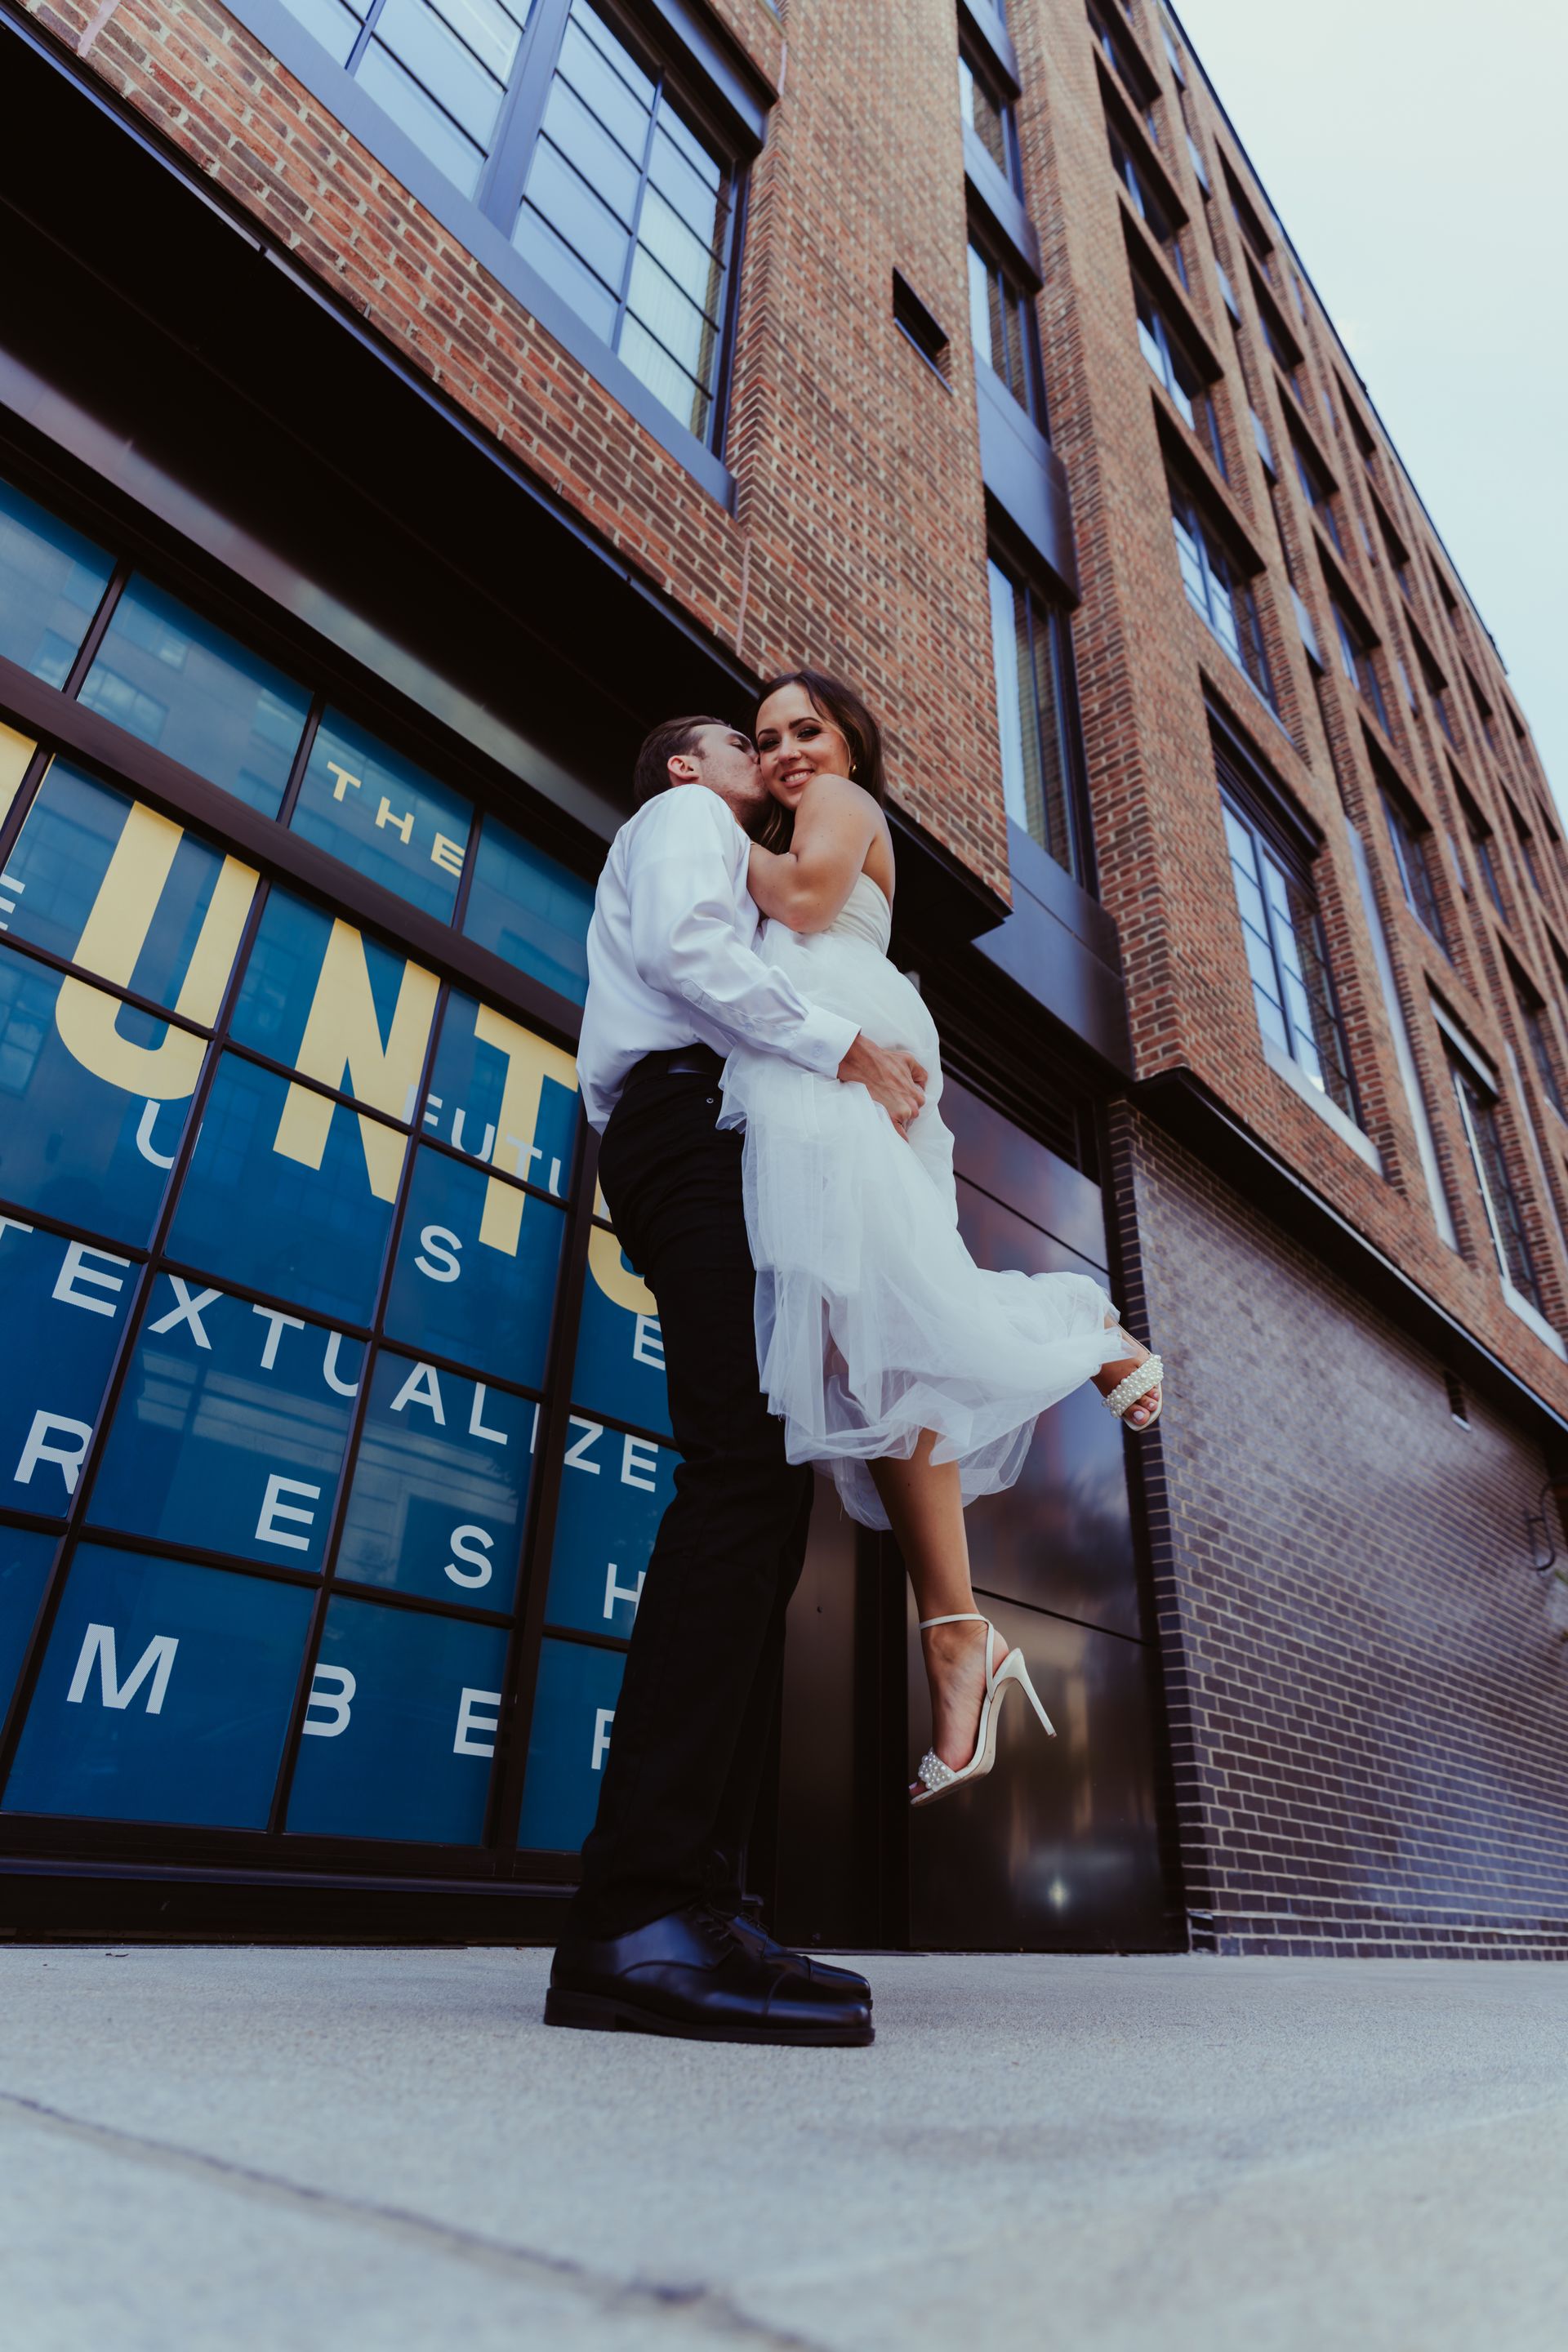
[461,816,593,1005]
[284,1594,509,1843]
[2,764,252,1012]
[423,990,580,1194]
[90,1276,363,1570]
[383,1147,565,1387]
[571,1224,671,1435]
[516,1634,624,1852]
[3,1543,312,1827]
[0,1525,56,1718]
[78,579,309,817]
[290,712,472,922]
[166,1053,401,1325]
[0,1218,131,1520]
[0,947,198,1246]
[229,888,437,1113]
[545,1413,676,1637]
[0,477,114,687]
[336,1350,536,1608]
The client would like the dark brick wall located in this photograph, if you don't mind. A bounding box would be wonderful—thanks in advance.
[1112,1102,1568,1958]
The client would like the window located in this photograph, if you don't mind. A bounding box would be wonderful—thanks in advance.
[969,243,1046,425]
[1110,135,1187,285]
[959,50,1022,190]
[1456,777,1507,920]
[1223,162,1273,275]
[1170,486,1274,706]
[1446,1048,1543,1310]
[1381,786,1450,953]
[1465,670,1500,758]
[1513,809,1545,898]
[1134,285,1224,472]
[1513,969,1566,1118]
[275,0,742,448]
[1220,785,1358,1119]
[892,273,950,380]
[1330,599,1388,732]
[1290,432,1342,554]
[1414,639,1458,746]
[986,555,1088,879]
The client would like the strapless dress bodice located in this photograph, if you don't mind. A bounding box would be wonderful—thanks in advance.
[824,871,893,955]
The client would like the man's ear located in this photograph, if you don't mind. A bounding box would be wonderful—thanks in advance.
[667,753,700,786]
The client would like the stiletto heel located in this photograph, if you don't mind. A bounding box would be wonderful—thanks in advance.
[911,1613,1056,1807]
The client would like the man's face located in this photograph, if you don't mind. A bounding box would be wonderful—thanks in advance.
[684,724,768,829]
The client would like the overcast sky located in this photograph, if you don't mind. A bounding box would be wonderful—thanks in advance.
[1169,0,1567,812]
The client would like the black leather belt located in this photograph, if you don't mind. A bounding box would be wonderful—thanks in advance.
[623,1043,724,1089]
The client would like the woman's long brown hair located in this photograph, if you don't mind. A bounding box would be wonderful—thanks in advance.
[754,668,887,851]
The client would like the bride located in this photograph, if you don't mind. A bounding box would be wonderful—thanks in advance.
[719,670,1165,1807]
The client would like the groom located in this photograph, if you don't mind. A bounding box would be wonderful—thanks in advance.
[546,715,926,2046]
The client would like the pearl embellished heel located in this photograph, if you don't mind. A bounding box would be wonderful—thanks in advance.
[1102,1335,1165,1428]
[912,1614,1056,1809]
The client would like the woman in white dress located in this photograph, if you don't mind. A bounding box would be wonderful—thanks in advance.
[719,670,1165,1806]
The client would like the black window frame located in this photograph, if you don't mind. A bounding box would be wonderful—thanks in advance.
[967,232,1049,429]
[1134,279,1226,475]
[1109,131,1188,287]
[1443,1035,1544,1312]
[985,543,1094,886]
[959,40,1025,194]
[1379,779,1451,956]
[1508,954,1566,1119]
[1169,479,1276,710]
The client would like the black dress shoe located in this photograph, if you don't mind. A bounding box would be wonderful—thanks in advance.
[717,1910,873,2004]
[545,1904,874,2046]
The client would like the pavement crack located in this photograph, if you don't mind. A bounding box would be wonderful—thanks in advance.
[0,2086,825,2350]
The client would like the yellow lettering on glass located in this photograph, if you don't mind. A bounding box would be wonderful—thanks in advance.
[272,920,439,1200]
[586,1226,657,1318]
[375,796,415,846]
[54,803,258,1100]
[327,763,361,801]
[470,1002,579,1257]
[0,720,36,828]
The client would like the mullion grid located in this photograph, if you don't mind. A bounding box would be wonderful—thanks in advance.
[1223,794,1357,1120]
[1452,1062,1541,1307]
[0,794,592,1867]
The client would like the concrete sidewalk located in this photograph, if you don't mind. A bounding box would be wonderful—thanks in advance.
[4,1945,1566,2350]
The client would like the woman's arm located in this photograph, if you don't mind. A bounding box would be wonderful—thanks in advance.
[747,773,881,933]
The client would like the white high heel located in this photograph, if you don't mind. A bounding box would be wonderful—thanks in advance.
[911,1613,1056,1807]
[1102,1332,1165,1429]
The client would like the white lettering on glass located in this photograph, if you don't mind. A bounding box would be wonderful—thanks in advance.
[468,1384,507,1445]
[149,1277,221,1348]
[390,1361,445,1424]
[66,1623,177,1715]
[322,1331,360,1397]
[563,1416,603,1475]
[256,1472,322,1552]
[621,1435,659,1493]
[15,1412,92,1496]
[631,1316,664,1370]
[421,1093,443,1130]
[444,1526,495,1589]
[0,1216,35,1244]
[252,1305,305,1371]
[454,1686,501,1757]
[604,1563,644,1620]
[52,1241,130,1318]
[301,1664,355,1737]
[415,1226,461,1283]
[591,1707,614,1771]
[135,1099,177,1169]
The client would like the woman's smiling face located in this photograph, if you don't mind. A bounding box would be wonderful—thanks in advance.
[755,681,853,808]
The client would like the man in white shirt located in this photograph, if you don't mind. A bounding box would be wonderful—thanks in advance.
[546,716,924,2048]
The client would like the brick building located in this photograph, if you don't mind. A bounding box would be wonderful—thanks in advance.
[0,0,1562,1954]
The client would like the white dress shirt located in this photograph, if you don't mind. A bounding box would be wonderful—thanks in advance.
[577,785,861,1131]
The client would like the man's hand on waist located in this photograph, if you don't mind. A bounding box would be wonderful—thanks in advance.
[837,1032,928,1135]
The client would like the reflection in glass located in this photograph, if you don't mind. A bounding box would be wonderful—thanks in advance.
[167,1053,402,1325]
[90,1275,363,1570]
[0,947,198,1246]
[0,1218,130,1521]
[284,1593,510,1842]
[79,578,310,817]
[2,1542,313,1828]
[516,1634,624,1851]
[383,1146,565,1387]
[463,815,594,1004]
[291,711,473,923]
[546,1414,675,1636]
[2,764,255,1013]
[0,475,114,687]
[229,887,439,1116]
[336,1349,536,1608]
[0,1525,55,1721]
[424,988,580,1187]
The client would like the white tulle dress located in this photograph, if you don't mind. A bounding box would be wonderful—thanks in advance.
[719,871,1126,1530]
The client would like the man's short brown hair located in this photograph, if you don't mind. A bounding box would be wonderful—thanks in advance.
[632,715,730,808]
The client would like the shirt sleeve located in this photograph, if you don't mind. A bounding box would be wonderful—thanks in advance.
[626,794,859,1077]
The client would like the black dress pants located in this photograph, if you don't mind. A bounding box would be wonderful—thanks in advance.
[565,1071,814,1941]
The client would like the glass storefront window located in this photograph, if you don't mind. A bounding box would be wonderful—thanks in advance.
[424,986,580,1192]
[0,476,114,687]
[0,1219,131,1521]
[571,1218,671,1436]
[3,1540,314,1828]
[381,1145,566,1387]
[283,1592,510,1842]
[463,812,593,1004]
[0,947,201,1247]
[167,1052,404,1326]
[78,577,310,817]
[335,1348,537,1609]
[0,1525,55,1720]
[290,710,473,921]
[516,1633,624,1851]
[545,1414,676,1636]
[88,1276,365,1571]
[229,888,439,1119]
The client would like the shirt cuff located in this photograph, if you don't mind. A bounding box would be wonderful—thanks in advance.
[793,1007,861,1079]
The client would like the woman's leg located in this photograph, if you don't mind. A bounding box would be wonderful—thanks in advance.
[870,1432,1007,1782]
